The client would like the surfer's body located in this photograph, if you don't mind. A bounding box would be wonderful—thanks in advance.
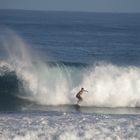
[76,88,88,104]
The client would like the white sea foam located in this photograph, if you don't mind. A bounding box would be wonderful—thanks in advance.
[0,112,140,140]
[82,64,140,107]
[1,30,140,107]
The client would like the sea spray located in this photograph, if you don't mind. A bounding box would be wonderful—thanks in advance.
[0,30,77,105]
[82,63,140,107]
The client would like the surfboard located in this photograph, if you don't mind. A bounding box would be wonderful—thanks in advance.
[74,104,80,110]
[75,101,82,108]
[75,103,80,107]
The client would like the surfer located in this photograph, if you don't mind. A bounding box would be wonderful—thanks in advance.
[76,88,88,104]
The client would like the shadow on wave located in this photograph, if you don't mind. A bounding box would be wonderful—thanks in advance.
[0,71,32,111]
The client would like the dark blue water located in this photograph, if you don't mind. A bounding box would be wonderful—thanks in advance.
[0,9,140,112]
[1,10,140,65]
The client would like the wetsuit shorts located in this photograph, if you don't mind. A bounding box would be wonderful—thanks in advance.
[76,94,83,101]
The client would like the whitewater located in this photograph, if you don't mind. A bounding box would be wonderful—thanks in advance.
[0,112,140,140]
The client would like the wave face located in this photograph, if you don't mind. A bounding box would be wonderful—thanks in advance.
[1,30,140,108]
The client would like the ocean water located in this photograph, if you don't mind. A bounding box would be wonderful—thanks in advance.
[0,9,140,139]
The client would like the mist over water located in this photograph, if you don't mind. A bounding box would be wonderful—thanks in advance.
[0,30,140,108]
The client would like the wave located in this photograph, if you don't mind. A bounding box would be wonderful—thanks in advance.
[1,29,140,108]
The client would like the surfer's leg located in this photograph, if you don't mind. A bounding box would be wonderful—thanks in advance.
[77,96,82,104]
[79,96,83,102]
[76,95,80,103]
[77,100,80,104]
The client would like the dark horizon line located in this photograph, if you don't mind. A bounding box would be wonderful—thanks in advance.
[0,8,140,15]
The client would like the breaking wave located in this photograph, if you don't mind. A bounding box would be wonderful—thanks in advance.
[1,30,140,108]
